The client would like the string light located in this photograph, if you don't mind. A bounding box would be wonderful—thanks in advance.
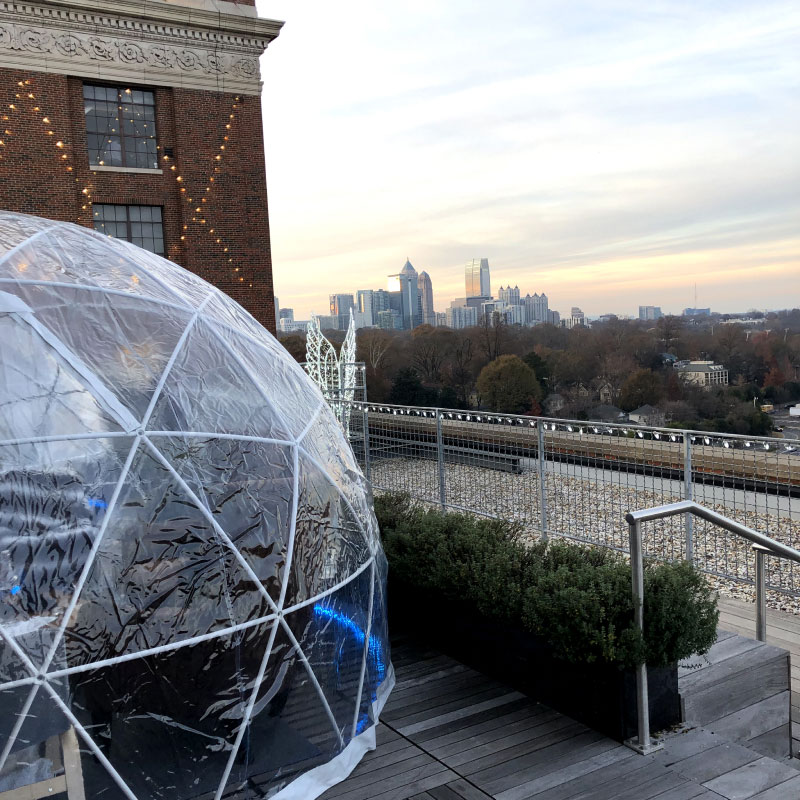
[4,79,87,204]
[171,95,245,287]
[12,78,248,289]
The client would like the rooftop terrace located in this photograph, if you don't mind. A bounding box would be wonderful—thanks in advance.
[325,610,800,800]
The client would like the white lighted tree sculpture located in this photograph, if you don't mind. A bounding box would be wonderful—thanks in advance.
[306,312,358,432]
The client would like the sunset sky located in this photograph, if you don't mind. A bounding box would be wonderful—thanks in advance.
[257,0,800,319]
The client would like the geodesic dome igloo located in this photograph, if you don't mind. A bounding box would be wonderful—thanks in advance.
[0,211,393,800]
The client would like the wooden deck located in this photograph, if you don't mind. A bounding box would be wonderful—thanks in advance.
[717,595,800,754]
[321,633,800,800]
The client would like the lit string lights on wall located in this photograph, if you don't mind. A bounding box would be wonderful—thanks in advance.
[2,78,91,211]
[4,77,252,290]
[168,94,253,288]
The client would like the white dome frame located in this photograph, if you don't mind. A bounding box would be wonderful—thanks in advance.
[0,214,393,800]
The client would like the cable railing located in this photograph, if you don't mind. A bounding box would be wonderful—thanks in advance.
[624,500,800,754]
[331,399,800,599]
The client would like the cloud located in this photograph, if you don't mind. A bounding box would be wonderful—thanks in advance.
[258,0,800,317]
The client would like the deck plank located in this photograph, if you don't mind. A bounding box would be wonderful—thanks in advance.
[323,629,800,800]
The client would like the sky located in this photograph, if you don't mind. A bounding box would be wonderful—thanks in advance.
[256,0,800,319]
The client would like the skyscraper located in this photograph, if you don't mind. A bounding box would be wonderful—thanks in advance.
[446,305,478,329]
[465,258,491,298]
[639,305,663,321]
[418,270,436,326]
[387,259,420,329]
[498,285,520,305]
[357,289,375,327]
[329,293,355,329]
[524,292,549,324]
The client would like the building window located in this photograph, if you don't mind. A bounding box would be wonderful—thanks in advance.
[84,85,158,169]
[93,205,165,255]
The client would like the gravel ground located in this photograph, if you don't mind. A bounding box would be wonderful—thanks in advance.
[371,458,800,614]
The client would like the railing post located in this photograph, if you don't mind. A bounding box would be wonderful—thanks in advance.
[538,422,548,541]
[362,405,371,483]
[754,544,769,642]
[626,518,661,754]
[436,409,446,510]
[683,433,694,564]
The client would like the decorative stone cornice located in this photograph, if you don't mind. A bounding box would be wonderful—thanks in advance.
[0,0,283,94]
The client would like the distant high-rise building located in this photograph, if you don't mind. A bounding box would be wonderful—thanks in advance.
[279,317,307,333]
[279,308,294,321]
[548,310,560,326]
[639,305,663,321]
[565,307,586,329]
[507,305,526,326]
[330,293,355,316]
[387,259,420,329]
[446,305,478,329]
[329,293,355,329]
[274,296,280,324]
[452,295,491,310]
[357,289,375,327]
[316,314,339,330]
[683,307,711,317]
[376,309,402,330]
[465,258,491,298]
[418,270,436,326]
[435,312,447,327]
[498,285,520,305]
[524,292,549,325]
[373,289,391,315]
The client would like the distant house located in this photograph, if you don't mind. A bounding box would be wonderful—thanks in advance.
[544,393,565,415]
[673,360,728,388]
[596,381,614,405]
[589,404,626,423]
[628,404,666,427]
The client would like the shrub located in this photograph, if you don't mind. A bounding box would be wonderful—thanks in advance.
[376,492,718,669]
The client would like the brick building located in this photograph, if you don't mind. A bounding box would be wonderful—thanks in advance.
[0,0,282,331]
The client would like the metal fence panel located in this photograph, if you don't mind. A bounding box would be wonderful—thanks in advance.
[339,401,800,599]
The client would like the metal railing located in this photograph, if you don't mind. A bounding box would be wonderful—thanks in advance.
[625,500,800,754]
[332,400,800,599]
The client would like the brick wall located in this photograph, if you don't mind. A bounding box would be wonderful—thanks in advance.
[0,67,276,334]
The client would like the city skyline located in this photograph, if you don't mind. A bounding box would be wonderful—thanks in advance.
[259,0,799,321]
[281,255,784,321]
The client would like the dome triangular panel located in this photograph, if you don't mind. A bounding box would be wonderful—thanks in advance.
[0,211,392,800]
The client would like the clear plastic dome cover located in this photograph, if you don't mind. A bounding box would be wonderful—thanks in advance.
[0,211,393,799]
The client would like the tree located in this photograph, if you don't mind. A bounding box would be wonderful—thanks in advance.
[476,355,542,414]
[437,386,461,409]
[478,312,507,362]
[522,350,550,384]
[389,368,437,406]
[446,335,475,407]
[357,328,392,371]
[618,369,664,412]
[411,326,452,382]
[278,334,306,362]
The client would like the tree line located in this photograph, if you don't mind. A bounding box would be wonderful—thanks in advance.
[279,309,800,435]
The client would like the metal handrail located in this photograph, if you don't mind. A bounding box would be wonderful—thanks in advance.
[623,499,800,755]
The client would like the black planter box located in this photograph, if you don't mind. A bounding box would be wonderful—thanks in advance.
[389,585,680,743]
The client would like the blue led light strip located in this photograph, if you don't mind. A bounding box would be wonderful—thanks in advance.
[313,604,386,680]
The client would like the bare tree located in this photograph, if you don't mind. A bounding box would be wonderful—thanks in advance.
[478,312,506,362]
[447,335,475,407]
[358,328,392,371]
[411,328,453,383]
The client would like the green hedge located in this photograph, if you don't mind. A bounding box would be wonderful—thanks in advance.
[376,492,718,669]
